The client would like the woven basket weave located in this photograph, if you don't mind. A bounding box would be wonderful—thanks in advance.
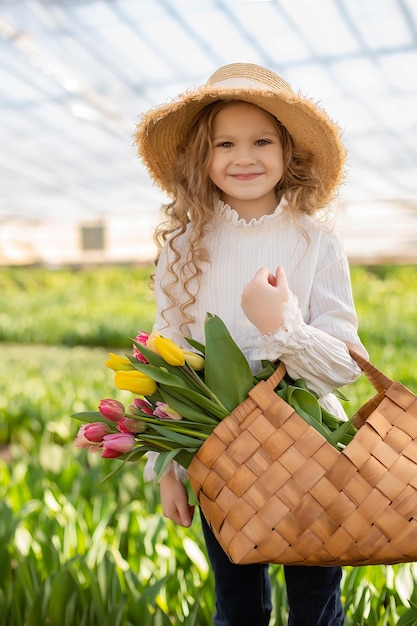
[188,351,417,566]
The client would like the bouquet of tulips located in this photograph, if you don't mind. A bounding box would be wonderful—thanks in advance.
[73,314,357,480]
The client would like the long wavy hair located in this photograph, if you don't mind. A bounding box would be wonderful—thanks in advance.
[154,100,323,327]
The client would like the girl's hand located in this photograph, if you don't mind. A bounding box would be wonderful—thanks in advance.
[241,266,290,335]
[160,470,195,527]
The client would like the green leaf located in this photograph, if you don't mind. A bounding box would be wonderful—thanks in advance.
[321,407,357,436]
[288,395,336,446]
[331,414,358,445]
[286,386,323,423]
[48,569,77,624]
[254,360,277,382]
[151,424,203,447]
[158,388,218,424]
[203,313,254,412]
[98,447,150,484]
[320,408,342,429]
[154,448,192,479]
[276,387,288,401]
[292,378,310,391]
[398,607,417,626]
[129,362,190,388]
[151,416,214,434]
[0,546,11,588]
[160,384,228,420]
[185,337,206,355]
[71,411,116,426]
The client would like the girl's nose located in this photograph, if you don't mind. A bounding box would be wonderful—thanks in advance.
[234,147,256,165]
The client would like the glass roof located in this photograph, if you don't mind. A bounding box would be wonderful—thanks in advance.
[1,0,417,221]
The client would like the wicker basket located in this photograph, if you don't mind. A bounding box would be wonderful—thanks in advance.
[188,351,417,566]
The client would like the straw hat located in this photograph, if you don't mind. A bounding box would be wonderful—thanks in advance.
[135,63,346,206]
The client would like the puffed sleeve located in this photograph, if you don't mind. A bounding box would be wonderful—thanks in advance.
[250,233,367,396]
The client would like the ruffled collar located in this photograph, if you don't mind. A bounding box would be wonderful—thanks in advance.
[216,196,288,228]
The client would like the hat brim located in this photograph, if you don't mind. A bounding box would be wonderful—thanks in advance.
[135,84,346,207]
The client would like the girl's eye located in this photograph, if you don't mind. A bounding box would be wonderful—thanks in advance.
[256,139,271,146]
[216,141,233,148]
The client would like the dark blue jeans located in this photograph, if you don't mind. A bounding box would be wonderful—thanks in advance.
[201,512,344,626]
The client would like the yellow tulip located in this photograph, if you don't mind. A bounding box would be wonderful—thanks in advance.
[153,336,185,367]
[146,330,161,353]
[105,353,133,371]
[183,350,205,371]
[114,370,157,395]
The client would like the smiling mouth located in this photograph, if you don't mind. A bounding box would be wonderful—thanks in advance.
[231,173,261,181]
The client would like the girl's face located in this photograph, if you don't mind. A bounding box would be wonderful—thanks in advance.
[208,102,285,220]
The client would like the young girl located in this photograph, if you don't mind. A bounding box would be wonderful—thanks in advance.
[135,63,366,626]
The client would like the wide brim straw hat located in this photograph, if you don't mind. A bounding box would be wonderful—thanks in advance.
[135,63,346,207]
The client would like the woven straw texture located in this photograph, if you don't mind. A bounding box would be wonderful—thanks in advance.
[188,352,417,566]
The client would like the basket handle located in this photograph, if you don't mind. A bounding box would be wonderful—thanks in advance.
[263,351,393,395]
[264,361,287,389]
[348,349,393,392]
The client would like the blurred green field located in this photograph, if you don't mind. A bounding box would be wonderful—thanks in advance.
[1,264,417,625]
[0,265,156,346]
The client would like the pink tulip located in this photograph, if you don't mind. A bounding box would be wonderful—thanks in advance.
[130,397,153,415]
[153,402,182,420]
[133,331,150,363]
[83,422,111,442]
[118,417,146,434]
[74,424,104,453]
[98,399,125,422]
[74,425,92,448]
[101,432,135,458]
[101,447,124,459]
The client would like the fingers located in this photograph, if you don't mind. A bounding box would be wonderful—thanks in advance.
[268,271,277,286]
[160,473,195,527]
[248,266,288,293]
[254,266,286,288]
[252,267,274,284]
[166,503,195,527]
[241,266,290,335]
[275,265,284,283]
[275,266,289,294]
[162,499,193,527]
[178,504,195,527]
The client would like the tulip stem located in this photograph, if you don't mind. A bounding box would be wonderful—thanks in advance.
[128,413,210,440]
[157,424,209,440]
[182,364,229,414]
[137,437,176,452]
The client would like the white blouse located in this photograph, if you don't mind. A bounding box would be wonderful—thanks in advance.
[154,199,365,395]
[145,199,366,480]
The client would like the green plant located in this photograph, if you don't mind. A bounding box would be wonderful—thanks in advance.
[0,266,156,346]
[2,264,417,624]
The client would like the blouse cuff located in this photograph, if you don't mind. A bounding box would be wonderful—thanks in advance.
[251,291,308,356]
[144,451,188,483]
[250,291,361,396]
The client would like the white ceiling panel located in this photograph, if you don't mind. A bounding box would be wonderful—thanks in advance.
[1,0,416,221]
